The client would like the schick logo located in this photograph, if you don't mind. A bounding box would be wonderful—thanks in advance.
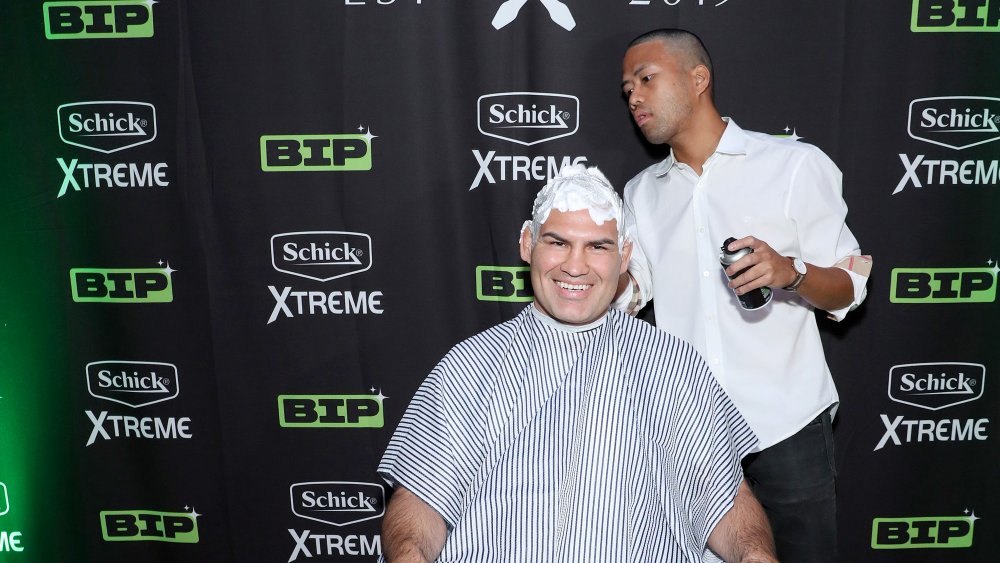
[872,511,979,549]
[492,0,576,30]
[44,1,154,39]
[101,509,199,543]
[279,393,385,428]
[58,101,156,153]
[478,93,579,146]
[912,0,1000,32]
[290,482,385,527]
[71,264,174,303]
[477,266,533,302]
[888,363,985,410]
[272,232,372,282]
[890,265,997,303]
[260,128,375,171]
[86,361,179,408]
[908,97,1000,150]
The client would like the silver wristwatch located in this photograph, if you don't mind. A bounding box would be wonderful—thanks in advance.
[783,257,807,291]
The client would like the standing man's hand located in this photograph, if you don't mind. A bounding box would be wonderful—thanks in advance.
[723,235,855,312]
[723,236,795,294]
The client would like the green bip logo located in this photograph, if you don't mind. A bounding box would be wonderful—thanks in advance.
[912,0,1000,31]
[260,130,374,171]
[43,1,154,39]
[872,512,977,549]
[101,509,199,543]
[890,266,997,303]
[71,265,174,303]
[476,266,532,302]
[279,394,384,428]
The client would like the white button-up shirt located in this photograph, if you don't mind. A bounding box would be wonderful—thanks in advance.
[618,119,869,448]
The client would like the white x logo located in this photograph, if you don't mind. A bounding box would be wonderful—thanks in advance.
[492,0,576,31]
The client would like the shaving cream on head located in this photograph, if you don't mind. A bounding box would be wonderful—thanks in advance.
[524,164,629,248]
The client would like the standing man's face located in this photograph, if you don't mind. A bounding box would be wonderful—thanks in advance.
[621,40,697,146]
[520,209,631,326]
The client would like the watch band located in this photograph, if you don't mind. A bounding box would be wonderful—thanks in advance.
[782,257,806,291]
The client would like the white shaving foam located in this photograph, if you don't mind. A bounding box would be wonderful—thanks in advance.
[524,164,628,248]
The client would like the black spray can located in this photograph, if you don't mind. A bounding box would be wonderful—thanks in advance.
[720,237,772,310]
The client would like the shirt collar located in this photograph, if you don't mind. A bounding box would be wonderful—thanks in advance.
[529,303,608,333]
[654,117,749,178]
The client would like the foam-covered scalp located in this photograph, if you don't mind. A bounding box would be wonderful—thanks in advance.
[523,164,628,248]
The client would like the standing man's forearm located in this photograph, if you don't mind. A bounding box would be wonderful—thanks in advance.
[707,480,778,563]
[382,487,448,563]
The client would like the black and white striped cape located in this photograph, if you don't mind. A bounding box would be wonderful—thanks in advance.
[378,306,757,562]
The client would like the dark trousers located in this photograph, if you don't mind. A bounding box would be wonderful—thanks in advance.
[742,408,837,563]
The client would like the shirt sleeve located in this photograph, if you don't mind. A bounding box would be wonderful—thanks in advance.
[786,146,870,320]
[377,361,467,528]
[618,179,653,313]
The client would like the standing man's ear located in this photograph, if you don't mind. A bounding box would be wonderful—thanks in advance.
[692,64,711,96]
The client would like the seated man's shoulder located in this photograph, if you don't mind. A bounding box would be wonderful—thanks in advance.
[611,309,702,364]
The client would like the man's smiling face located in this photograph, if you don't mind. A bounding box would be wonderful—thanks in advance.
[520,208,631,326]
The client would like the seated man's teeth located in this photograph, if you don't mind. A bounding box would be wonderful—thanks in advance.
[556,281,589,291]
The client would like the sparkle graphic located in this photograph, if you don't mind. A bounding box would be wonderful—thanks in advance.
[161,261,177,276]
[375,389,388,402]
[778,126,802,142]
[964,508,980,523]
[362,127,378,144]
[185,506,201,519]
[989,258,999,275]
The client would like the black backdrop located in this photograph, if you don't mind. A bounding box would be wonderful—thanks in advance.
[1,1,998,561]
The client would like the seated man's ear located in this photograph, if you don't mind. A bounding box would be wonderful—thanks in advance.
[620,240,633,274]
[519,224,534,264]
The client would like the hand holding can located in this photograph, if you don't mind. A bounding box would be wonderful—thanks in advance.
[720,237,772,310]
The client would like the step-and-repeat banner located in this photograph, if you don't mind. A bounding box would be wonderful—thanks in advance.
[1,1,998,561]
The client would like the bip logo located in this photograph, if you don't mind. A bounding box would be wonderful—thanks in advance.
[279,390,386,428]
[872,510,979,549]
[912,0,1000,32]
[889,262,997,303]
[86,360,179,408]
[58,101,156,153]
[71,262,175,303]
[491,0,575,30]
[101,508,200,543]
[290,482,385,527]
[44,1,154,39]
[272,232,371,282]
[889,362,985,410]
[260,127,375,171]
[477,265,532,302]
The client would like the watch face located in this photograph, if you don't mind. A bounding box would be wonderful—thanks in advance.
[793,258,807,274]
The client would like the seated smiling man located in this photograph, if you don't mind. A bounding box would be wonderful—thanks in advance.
[377,165,776,563]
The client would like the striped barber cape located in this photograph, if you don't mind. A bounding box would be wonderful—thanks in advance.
[378,306,757,562]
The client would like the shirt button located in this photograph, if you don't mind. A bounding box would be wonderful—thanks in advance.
[703,271,710,277]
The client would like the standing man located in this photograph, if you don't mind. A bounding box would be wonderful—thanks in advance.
[616,29,872,563]
[378,165,777,562]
